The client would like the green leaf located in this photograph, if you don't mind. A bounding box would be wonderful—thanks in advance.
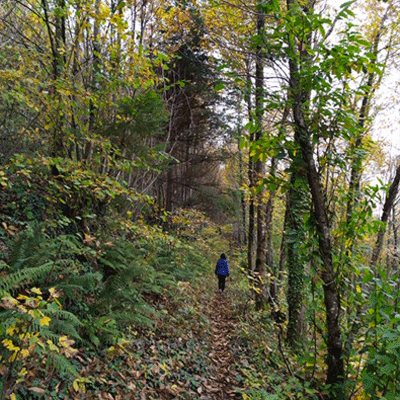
[340,0,356,9]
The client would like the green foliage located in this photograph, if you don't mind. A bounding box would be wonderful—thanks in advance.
[359,267,400,399]
[0,205,220,397]
[0,227,96,298]
[229,262,319,399]
[0,154,153,238]
[112,91,168,143]
[0,288,80,398]
[95,238,174,330]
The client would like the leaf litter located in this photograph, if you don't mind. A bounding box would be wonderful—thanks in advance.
[76,282,243,399]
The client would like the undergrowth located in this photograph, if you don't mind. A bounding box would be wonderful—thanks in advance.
[228,262,325,400]
[0,179,227,399]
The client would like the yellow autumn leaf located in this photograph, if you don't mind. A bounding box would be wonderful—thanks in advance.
[72,379,80,392]
[9,351,20,362]
[17,305,28,313]
[20,349,30,358]
[40,316,51,326]
[47,340,58,352]
[58,335,69,345]
[10,393,17,400]
[2,338,14,350]
[356,285,362,294]
[31,288,42,295]
[6,326,16,335]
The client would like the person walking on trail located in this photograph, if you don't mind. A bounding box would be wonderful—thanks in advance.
[215,253,230,293]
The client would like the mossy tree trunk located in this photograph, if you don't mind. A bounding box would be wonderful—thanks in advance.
[286,165,308,346]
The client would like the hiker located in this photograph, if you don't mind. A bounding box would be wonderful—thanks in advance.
[215,253,230,293]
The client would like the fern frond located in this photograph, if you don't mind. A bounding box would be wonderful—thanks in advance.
[8,225,43,270]
[0,262,56,297]
[46,352,78,378]
[50,319,83,342]
[45,308,83,327]
[64,272,102,289]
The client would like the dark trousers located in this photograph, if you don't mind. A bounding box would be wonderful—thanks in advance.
[217,274,227,292]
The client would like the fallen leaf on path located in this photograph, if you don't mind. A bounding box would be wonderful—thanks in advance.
[29,388,46,394]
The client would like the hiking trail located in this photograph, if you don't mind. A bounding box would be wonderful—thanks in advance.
[200,290,243,399]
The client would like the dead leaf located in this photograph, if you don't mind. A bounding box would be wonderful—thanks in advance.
[29,387,46,394]
[150,364,160,374]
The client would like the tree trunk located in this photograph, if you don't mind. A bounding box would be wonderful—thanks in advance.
[393,208,399,272]
[238,135,247,246]
[286,0,344,391]
[294,114,345,391]
[286,168,307,346]
[265,163,276,302]
[246,59,256,273]
[84,0,101,163]
[371,164,400,266]
[254,2,266,310]
[42,0,67,157]
[346,8,390,234]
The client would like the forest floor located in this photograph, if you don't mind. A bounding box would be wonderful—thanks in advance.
[74,266,335,400]
[201,290,243,399]
[80,276,247,400]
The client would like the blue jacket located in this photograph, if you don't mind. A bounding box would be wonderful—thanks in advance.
[215,258,230,276]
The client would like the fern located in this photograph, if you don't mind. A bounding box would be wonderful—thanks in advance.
[51,320,82,342]
[8,225,43,270]
[0,262,55,297]
[57,271,102,302]
[94,239,166,332]
[82,316,122,346]
[46,352,78,378]
[44,308,83,327]
[43,308,83,343]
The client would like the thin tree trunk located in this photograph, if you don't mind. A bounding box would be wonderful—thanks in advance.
[238,135,247,246]
[254,1,266,310]
[265,186,276,301]
[371,164,400,266]
[270,106,290,304]
[278,192,290,283]
[84,0,101,162]
[346,9,390,232]
[286,169,307,346]
[265,158,276,303]
[393,207,399,272]
[246,59,256,274]
[165,169,174,212]
[42,0,66,156]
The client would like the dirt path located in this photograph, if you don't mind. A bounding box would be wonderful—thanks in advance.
[202,292,243,399]
[79,282,246,400]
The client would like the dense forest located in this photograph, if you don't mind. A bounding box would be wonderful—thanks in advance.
[1,0,400,399]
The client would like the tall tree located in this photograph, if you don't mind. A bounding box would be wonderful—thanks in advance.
[285,160,309,346]
[253,1,266,310]
[281,0,400,392]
